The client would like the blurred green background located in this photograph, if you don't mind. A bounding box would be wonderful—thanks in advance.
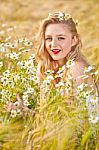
[0,0,99,66]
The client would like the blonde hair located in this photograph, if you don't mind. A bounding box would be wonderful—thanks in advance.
[36,12,85,83]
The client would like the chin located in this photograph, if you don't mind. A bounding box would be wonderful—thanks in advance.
[52,56,62,61]
[52,58,60,61]
[51,55,59,59]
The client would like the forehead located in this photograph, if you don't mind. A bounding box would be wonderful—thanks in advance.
[45,23,70,36]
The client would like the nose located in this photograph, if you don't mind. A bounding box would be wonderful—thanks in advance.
[51,38,58,48]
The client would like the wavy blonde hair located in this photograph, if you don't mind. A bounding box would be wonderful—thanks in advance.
[36,12,86,83]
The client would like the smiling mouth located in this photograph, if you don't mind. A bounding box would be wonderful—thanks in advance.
[52,49,61,54]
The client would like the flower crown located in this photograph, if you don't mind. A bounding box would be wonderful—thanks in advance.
[48,11,79,26]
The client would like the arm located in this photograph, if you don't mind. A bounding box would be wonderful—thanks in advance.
[70,60,99,123]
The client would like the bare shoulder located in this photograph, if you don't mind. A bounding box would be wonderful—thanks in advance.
[69,58,90,86]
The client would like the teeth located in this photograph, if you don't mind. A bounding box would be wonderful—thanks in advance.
[52,50,60,52]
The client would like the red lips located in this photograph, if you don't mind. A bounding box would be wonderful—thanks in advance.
[52,49,61,54]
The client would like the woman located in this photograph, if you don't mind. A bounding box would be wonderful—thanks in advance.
[37,12,93,85]
[36,11,98,123]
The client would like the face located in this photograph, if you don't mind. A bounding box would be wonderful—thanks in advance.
[45,23,77,66]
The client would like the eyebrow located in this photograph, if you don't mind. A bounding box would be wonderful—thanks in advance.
[45,34,67,37]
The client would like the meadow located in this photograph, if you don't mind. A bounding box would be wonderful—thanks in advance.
[0,0,99,149]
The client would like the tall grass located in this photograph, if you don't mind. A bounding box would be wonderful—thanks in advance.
[0,0,99,149]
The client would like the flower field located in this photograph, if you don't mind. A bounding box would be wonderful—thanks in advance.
[0,0,99,149]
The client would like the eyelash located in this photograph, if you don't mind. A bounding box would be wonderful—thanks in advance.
[45,37,65,41]
[58,37,65,40]
[45,37,52,41]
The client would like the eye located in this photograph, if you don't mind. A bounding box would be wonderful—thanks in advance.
[45,37,52,41]
[58,37,65,40]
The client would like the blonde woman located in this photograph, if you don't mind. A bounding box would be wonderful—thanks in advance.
[36,12,98,123]
[37,12,93,85]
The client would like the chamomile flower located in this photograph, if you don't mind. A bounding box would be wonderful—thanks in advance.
[14,101,20,106]
[89,115,99,124]
[57,65,66,74]
[77,74,89,79]
[66,59,75,68]
[3,69,10,78]
[55,81,64,87]
[11,109,17,118]
[11,109,21,118]
[13,74,20,82]
[0,45,6,52]
[5,52,19,60]
[24,59,34,69]
[77,83,88,92]
[2,23,7,28]
[45,69,54,75]
[84,66,94,73]
[29,53,35,59]
[94,70,99,75]
[22,93,29,101]
[27,87,35,94]
[47,75,54,81]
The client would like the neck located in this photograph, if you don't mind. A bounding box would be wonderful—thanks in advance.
[56,58,66,67]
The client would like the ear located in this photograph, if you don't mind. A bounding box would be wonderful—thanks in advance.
[71,36,78,47]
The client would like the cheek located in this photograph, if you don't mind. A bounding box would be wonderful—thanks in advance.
[63,39,72,48]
